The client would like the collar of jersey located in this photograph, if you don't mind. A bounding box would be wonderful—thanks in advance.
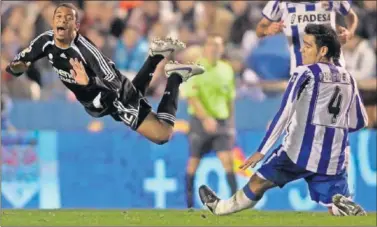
[198,58,219,70]
[52,32,80,50]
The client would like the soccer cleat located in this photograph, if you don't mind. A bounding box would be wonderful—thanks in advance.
[199,185,220,215]
[332,194,367,216]
[164,61,205,82]
[149,37,186,57]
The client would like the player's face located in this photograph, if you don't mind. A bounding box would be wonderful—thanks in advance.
[301,34,319,65]
[301,34,329,64]
[204,36,224,61]
[53,7,78,43]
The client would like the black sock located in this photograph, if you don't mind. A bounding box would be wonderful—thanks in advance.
[132,55,164,95]
[185,173,195,208]
[226,172,237,195]
[157,73,182,126]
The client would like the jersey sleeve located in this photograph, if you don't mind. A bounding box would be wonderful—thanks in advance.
[77,35,120,91]
[333,1,352,16]
[348,77,368,132]
[257,67,312,155]
[6,30,53,77]
[262,0,283,22]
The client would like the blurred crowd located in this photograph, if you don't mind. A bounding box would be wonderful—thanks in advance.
[1,1,376,126]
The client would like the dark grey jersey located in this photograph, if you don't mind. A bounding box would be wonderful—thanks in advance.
[6,30,128,105]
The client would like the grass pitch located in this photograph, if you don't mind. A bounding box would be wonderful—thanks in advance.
[1,209,376,226]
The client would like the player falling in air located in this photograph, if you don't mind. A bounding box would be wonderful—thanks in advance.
[199,24,368,216]
[6,3,205,145]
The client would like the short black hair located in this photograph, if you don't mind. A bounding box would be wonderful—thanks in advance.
[53,3,80,22]
[304,24,341,63]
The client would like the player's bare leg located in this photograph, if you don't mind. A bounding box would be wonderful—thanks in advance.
[217,150,238,195]
[185,156,201,208]
[199,173,276,215]
[136,61,205,144]
[132,37,186,95]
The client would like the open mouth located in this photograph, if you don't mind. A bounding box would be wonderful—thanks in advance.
[56,26,66,36]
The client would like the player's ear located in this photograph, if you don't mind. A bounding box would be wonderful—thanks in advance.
[75,22,80,32]
[320,46,328,57]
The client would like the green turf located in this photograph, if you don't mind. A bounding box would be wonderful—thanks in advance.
[1,209,376,226]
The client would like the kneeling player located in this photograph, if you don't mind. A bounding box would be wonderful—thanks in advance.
[6,3,205,145]
[199,24,368,216]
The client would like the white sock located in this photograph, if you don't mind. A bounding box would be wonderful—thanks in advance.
[214,189,259,215]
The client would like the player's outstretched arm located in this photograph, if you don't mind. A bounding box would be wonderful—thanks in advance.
[6,30,52,77]
[335,1,358,44]
[257,0,284,38]
[256,18,285,38]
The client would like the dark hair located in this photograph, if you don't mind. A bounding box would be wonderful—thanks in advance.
[304,24,341,65]
[53,3,80,22]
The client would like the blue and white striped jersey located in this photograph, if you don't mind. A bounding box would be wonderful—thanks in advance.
[262,0,352,71]
[258,63,368,175]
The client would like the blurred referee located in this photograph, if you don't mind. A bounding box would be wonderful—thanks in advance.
[183,35,237,208]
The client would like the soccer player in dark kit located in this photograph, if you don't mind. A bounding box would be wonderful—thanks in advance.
[6,3,205,145]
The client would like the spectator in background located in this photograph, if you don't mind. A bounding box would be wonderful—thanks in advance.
[177,23,198,47]
[247,1,265,30]
[172,1,201,35]
[197,2,234,43]
[1,25,21,62]
[1,89,16,131]
[182,35,237,209]
[1,19,41,100]
[343,34,377,129]
[127,1,161,36]
[148,21,168,41]
[96,2,124,38]
[359,1,377,40]
[343,34,376,81]
[113,26,149,80]
[86,26,116,58]
[227,1,253,47]
[34,2,58,36]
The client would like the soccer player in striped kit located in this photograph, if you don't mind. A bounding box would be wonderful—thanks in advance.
[256,0,359,197]
[199,24,368,216]
[256,0,358,71]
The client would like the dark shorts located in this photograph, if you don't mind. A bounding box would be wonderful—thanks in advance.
[110,80,152,130]
[84,78,152,131]
[188,116,233,158]
[257,145,350,206]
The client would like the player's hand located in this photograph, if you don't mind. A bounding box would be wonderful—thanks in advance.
[70,58,89,86]
[239,152,265,170]
[266,21,285,36]
[202,117,217,134]
[337,26,353,45]
[9,61,31,74]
